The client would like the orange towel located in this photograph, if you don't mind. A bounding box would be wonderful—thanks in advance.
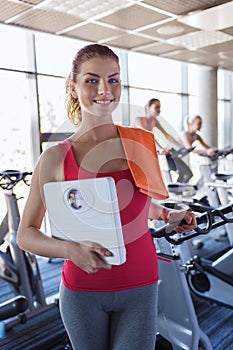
[116,125,169,200]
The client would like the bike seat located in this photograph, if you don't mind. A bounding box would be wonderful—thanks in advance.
[214,173,233,181]
[0,296,28,321]
[168,182,197,195]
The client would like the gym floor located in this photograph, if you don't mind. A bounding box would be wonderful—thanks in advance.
[0,255,233,350]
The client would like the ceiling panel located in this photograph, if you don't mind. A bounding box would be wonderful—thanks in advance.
[167,30,232,49]
[0,0,32,22]
[103,33,154,49]
[220,50,233,58]
[44,0,133,21]
[139,20,198,40]
[221,26,233,35]
[1,0,233,71]
[160,48,205,60]
[64,23,125,42]
[202,39,233,52]
[97,4,169,30]
[189,53,229,67]
[9,8,81,33]
[141,0,230,15]
[19,0,43,4]
[178,1,233,30]
[137,42,180,55]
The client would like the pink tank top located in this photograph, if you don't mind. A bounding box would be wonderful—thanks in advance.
[59,139,158,292]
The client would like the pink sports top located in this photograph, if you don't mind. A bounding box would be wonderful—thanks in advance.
[58,139,158,292]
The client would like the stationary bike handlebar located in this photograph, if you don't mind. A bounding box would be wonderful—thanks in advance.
[199,146,233,162]
[150,203,233,245]
[160,146,195,158]
[170,146,195,158]
[0,170,32,190]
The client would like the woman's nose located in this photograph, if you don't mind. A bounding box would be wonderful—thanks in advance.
[98,80,110,95]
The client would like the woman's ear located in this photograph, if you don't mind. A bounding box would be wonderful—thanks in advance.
[70,81,78,99]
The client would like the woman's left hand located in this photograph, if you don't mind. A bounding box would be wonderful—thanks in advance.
[168,210,197,233]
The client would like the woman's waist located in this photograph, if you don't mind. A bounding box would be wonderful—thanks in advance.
[62,232,158,291]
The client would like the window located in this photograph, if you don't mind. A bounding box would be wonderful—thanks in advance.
[0,70,33,171]
[128,51,182,92]
[38,75,70,133]
[0,24,33,71]
[0,70,33,219]
[127,51,182,129]
[35,32,86,76]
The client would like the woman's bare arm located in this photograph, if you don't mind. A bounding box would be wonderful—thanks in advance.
[17,146,112,274]
[149,201,197,233]
[134,116,145,129]
[182,132,217,156]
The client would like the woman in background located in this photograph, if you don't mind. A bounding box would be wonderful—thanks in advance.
[182,114,217,156]
[134,98,161,131]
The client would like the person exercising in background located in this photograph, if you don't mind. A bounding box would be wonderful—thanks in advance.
[181,115,218,156]
[134,98,160,131]
[134,98,172,155]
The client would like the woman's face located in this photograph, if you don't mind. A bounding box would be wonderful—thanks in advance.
[72,57,121,118]
[191,117,202,131]
[148,100,161,117]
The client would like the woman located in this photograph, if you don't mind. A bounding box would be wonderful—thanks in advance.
[134,98,160,132]
[134,98,172,155]
[17,44,197,350]
[182,114,217,156]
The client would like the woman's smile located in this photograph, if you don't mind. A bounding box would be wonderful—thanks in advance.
[93,98,113,105]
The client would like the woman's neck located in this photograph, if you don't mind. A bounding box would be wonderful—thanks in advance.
[188,129,196,135]
[72,121,118,144]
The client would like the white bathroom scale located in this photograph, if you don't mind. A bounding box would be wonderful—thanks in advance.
[43,177,126,265]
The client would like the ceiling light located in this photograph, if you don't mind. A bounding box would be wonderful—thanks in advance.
[178,1,233,31]
[157,25,184,36]
[168,30,232,50]
[44,0,134,20]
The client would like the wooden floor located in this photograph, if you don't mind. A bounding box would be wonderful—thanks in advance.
[0,247,233,350]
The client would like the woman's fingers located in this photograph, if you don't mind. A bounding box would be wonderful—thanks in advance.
[70,241,113,273]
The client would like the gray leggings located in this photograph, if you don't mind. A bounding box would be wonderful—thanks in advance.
[59,282,158,350]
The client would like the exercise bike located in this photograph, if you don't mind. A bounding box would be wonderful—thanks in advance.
[151,204,233,349]
[0,170,58,329]
[194,147,233,205]
[153,119,233,250]
[188,149,233,251]
[158,204,233,309]
[151,219,213,350]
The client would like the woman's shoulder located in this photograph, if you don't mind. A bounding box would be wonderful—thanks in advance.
[195,133,202,141]
[39,144,62,161]
[31,144,64,189]
[37,144,63,176]
[181,130,191,139]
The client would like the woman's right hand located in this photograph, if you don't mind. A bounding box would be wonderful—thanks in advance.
[207,147,218,157]
[66,241,113,274]
[159,148,171,156]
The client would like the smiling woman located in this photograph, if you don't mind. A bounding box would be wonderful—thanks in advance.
[17,43,197,350]
[71,57,121,120]
[65,44,121,125]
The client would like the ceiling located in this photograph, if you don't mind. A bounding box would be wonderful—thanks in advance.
[2,0,233,71]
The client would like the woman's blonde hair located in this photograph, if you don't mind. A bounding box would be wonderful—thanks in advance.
[183,114,202,131]
[65,44,119,126]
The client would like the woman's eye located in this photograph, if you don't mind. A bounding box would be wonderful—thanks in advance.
[86,79,97,84]
[109,78,118,84]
